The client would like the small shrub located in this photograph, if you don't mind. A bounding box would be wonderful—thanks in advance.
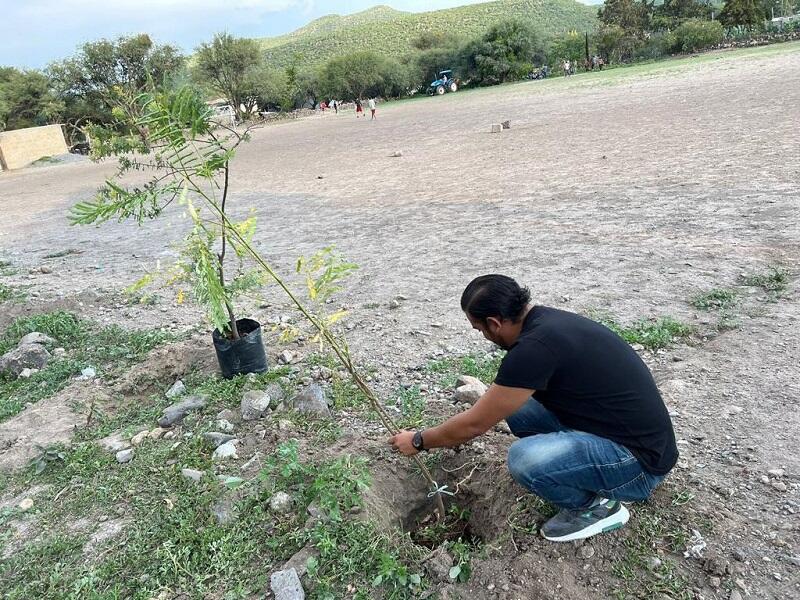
[741,267,790,295]
[691,289,738,310]
[674,19,724,53]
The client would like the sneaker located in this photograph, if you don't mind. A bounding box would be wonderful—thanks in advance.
[540,499,630,542]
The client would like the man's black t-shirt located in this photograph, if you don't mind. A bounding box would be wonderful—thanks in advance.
[494,306,678,475]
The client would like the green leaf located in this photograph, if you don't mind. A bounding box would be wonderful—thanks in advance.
[448,565,461,580]
[372,574,383,586]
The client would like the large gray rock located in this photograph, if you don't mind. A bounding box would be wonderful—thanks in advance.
[423,545,454,582]
[98,431,130,454]
[455,375,484,388]
[283,545,320,578]
[453,381,487,405]
[212,440,238,460]
[241,390,271,421]
[290,384,331,418]
[0,343,50,378]
[269,491,294,513]
[19,332,56,346]
[158,395,207,427]
[202,431,236,449]
[270,568,305,600]
[165,380,186,398]
[211,495,238,525]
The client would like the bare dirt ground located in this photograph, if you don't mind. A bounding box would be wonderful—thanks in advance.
[1,44,799,599]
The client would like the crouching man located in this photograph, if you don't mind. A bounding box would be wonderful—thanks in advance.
[389,274,677,542]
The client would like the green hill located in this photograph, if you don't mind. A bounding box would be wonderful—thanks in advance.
[259,1,599,67]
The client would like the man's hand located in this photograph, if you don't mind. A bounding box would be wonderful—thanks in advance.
[388,430,418,456]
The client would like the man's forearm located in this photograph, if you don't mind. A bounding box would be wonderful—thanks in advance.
[422,411,485,449]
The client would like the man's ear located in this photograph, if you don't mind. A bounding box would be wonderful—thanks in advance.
[485,316,502,333]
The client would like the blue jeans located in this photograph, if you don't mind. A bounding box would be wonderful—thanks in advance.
[506,398,665,510]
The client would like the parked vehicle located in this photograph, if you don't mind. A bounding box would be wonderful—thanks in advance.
[527,66,550,80]
[428,70,458,95]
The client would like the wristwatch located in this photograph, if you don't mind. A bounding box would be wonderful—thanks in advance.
[412,430,426,452]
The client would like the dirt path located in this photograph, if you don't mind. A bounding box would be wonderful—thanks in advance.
[1,44,799,598]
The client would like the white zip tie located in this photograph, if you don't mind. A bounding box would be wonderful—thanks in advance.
[428,482,455,498]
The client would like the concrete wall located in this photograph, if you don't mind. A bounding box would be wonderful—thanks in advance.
[0,124,68,170]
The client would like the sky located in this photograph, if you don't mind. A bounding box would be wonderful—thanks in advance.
[1,0,497,69]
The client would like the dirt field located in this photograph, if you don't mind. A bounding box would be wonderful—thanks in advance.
[1,43,799,599]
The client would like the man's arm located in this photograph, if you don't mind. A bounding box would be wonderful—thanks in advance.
[389,383,533,455]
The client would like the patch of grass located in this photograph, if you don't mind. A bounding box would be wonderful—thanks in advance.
[0,282,26,303]
[610,510,693,600]
[593,315,693,351]
[425,352,503,388]
[741,266,790,297]
[691,288,738,311]
[0,311,177,423]
[329,374,370,410]
[394,385,427,429]
[0,259,16,276]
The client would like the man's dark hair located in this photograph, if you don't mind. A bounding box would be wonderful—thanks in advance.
[460,274,531,323]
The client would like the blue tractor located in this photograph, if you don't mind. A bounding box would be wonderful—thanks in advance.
[428,70,458,96]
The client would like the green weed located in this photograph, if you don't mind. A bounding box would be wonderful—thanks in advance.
[594,315,693,350]
[395,385,427,429]
[425,352,503,388]
[741,266,790,296]
[691,289,738,311]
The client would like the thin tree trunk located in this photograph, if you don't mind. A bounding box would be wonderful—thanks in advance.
[217,162,240,339]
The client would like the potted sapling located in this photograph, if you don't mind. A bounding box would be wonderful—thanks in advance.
[71,84,267,378]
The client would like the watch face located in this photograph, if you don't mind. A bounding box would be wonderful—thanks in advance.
[413,432,423,449]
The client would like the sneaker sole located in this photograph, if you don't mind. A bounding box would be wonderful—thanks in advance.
[542,504,630,542]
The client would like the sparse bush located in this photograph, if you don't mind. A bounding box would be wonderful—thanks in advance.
[673,19,724,52]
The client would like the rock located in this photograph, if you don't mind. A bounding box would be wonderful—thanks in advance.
[53,347,66,357]
[283,544,320,578]
[165,380,186,398]
[18,497,34,511]
[646,556,662,570]
[729,591,743,600]
[786,555,800,567]
[265,382,285,406]
[212,440,238,460]
[455,375,484,388]
[216,419,235,433]
[388,299,401,309]
[148,427,168,440]
[116,448,134,463]
[19,332,55,346]
[211,495,238,525]
[130,430,150,446]
[423,545,454,582]
[771,481,788,492]
[490,123,502,133]
[202,432,236,449]
[77,366,96,380]
[501,120,511,129]
[702,556,729,576]
[241,390,272,421]
[767,468,785,478]
[270,568,305,600]
[290,384,331,417]
[630,343,645,351]
[19,368,35,379]
[0,343,50,377]
[39,265,52,274]
[453,381,487,405]
[389,150,403,157]
[158,395,207,427]
[217,408,237,422]
[98,431,131,454]
[732,549,747,562]
[278,350,294,364]
[578,545,595,559]
[181,468,203,482]
[270,491,294,513]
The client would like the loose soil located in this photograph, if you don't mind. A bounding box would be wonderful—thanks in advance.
[1,44,799,599]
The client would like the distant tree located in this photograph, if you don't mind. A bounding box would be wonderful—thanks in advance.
[599,0,655,33]
[412,46,465,89]
[320,51,389,99]
[0,68,64,131]
[194,33,263,120]
[411,31,464,51]
[466,19,546,84]
[596,24,642,62]
[719,0,765,26]
[48,34,183,130]
[549,31,587,66]
[653,0,713,28]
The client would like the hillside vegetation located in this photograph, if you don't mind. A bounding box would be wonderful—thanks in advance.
[259,1,599,66]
